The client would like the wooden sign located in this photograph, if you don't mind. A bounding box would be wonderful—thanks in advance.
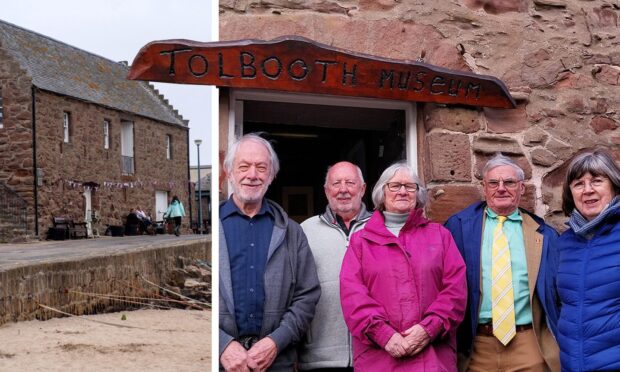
[128,35,515,109]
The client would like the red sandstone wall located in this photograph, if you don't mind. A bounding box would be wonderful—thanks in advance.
[34,90,190,232]
[0,46,36,229]
[220,0,620,231]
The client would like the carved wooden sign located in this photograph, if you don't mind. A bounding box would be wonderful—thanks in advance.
[128,36,515,109]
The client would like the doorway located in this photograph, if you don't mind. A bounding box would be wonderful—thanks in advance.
[155,191,169,222]
[229,91,417,222]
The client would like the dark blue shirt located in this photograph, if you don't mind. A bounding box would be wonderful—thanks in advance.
[221,197,274,336]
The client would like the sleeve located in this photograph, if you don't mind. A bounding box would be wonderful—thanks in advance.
[339,234,397,348]
[267,226,321,353]
[219,328,235,357]
[418,227,468,340]
[444,215,465,258]
[543,228,561,338]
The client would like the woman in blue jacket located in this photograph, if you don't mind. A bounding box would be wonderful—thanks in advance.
[556,149,620,371]
[164,195,186,236]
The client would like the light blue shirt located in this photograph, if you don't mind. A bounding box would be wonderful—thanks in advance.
[479,208,532,325]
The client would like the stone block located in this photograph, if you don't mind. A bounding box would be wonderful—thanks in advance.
[484,104,528,133]
[592,6,618,29]
[473,134,522,155]
[531,147,557,167]
[426,132,472,182]
[593,64,620,86]
[562,94,588,114]
[590,116,617,134]
[524,49,551,68]
[523,127,548,147]
[423,104,481,134]
[545,137,574,161]
[474,153,532,180]
[426,184,482,223]
[461,0,528,14]
[519,183,537,213]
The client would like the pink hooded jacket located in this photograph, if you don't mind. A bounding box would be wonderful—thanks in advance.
[340,209,467,371]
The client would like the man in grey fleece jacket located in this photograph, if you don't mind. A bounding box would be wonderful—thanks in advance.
[220,134,320,371]
[299,161,372,371]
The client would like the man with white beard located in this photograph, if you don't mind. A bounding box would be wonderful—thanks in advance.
[219,133,321,371]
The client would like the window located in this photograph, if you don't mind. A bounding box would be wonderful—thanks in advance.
[103,120,110,149]
[0,94,4,129]
[63,112,70,143]
[120,120,134,174]
[166,135,172,160]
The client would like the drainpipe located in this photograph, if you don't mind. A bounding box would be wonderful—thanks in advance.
[186,128,192,231]
[31,86,39,237]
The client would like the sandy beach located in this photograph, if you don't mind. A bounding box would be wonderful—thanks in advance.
[0,309,211,371]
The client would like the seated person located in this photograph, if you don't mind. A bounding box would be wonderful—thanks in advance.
[125,209,142,235]
[135,206,152,233]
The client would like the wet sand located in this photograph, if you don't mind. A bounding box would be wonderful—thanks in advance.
[0,309,211,371]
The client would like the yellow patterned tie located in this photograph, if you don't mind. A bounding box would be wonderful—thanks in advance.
[491,216,516,345]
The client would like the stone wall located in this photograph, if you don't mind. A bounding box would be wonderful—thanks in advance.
[220,0,620,231]
[34,90,190,232]
[0,45,35,228]
[0,238,210,326]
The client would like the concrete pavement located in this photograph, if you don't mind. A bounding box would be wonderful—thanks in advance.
[0,234,211,271]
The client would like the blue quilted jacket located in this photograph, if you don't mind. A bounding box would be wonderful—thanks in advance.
[556,210,620,372]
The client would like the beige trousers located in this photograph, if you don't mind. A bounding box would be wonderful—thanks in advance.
[468,329,546,372]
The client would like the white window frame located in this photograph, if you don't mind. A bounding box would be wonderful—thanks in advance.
[103,120,110,149]
[166,134,172,160]
[63,112,70,143]
[120,120,135,175]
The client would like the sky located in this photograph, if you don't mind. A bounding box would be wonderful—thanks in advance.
[1,0,217,165]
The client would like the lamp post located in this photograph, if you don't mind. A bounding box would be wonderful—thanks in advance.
[194,139,203,234]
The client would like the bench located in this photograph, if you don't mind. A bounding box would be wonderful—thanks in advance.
[50,216,88,239]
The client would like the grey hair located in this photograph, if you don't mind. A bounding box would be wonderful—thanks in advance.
[562,148,620,215]
[323,162,365,187]
[223,133,280,180]
[482,153,525,181]
[371,161,427,211]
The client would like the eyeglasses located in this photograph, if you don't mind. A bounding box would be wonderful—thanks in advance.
[386,182,418,192]
[328,180,359,189]
[485,179,521,190]
[570,176,608,192]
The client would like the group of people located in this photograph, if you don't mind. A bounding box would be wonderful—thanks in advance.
[125,198,186,236]
[219,133,620,372]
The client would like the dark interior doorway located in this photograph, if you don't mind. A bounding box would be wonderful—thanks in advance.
[243,100,406,223]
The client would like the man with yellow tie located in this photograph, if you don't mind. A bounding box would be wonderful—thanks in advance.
[445,153,560,372]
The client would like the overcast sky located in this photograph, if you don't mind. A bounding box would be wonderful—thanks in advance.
[1,0,217,165]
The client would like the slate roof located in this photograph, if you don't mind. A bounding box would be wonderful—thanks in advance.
[0,19,186,126]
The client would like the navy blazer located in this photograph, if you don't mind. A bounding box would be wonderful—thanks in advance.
[444,201,560,357]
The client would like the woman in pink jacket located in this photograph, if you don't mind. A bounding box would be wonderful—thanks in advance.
[340,162,467,371]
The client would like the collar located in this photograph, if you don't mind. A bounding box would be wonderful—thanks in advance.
[220,196,273,220]
[485,207,522,222]
[324,203,372,225]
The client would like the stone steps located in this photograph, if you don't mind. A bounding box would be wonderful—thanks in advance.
[0,219,29,243]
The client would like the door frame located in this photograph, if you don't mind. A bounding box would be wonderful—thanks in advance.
[227,89,418,177]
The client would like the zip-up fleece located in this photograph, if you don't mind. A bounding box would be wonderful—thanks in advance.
[219,199,321,371]
[341,209,467,371]
[299,205,372,370]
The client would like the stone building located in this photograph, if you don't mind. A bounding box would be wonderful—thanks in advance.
[0,19,191,240]
[216,0,620,230]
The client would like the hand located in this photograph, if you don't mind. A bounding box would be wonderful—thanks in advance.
[220,341,250,372]
[247,337,278,371]
[384,333,408,358]
[402,324,430,356]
